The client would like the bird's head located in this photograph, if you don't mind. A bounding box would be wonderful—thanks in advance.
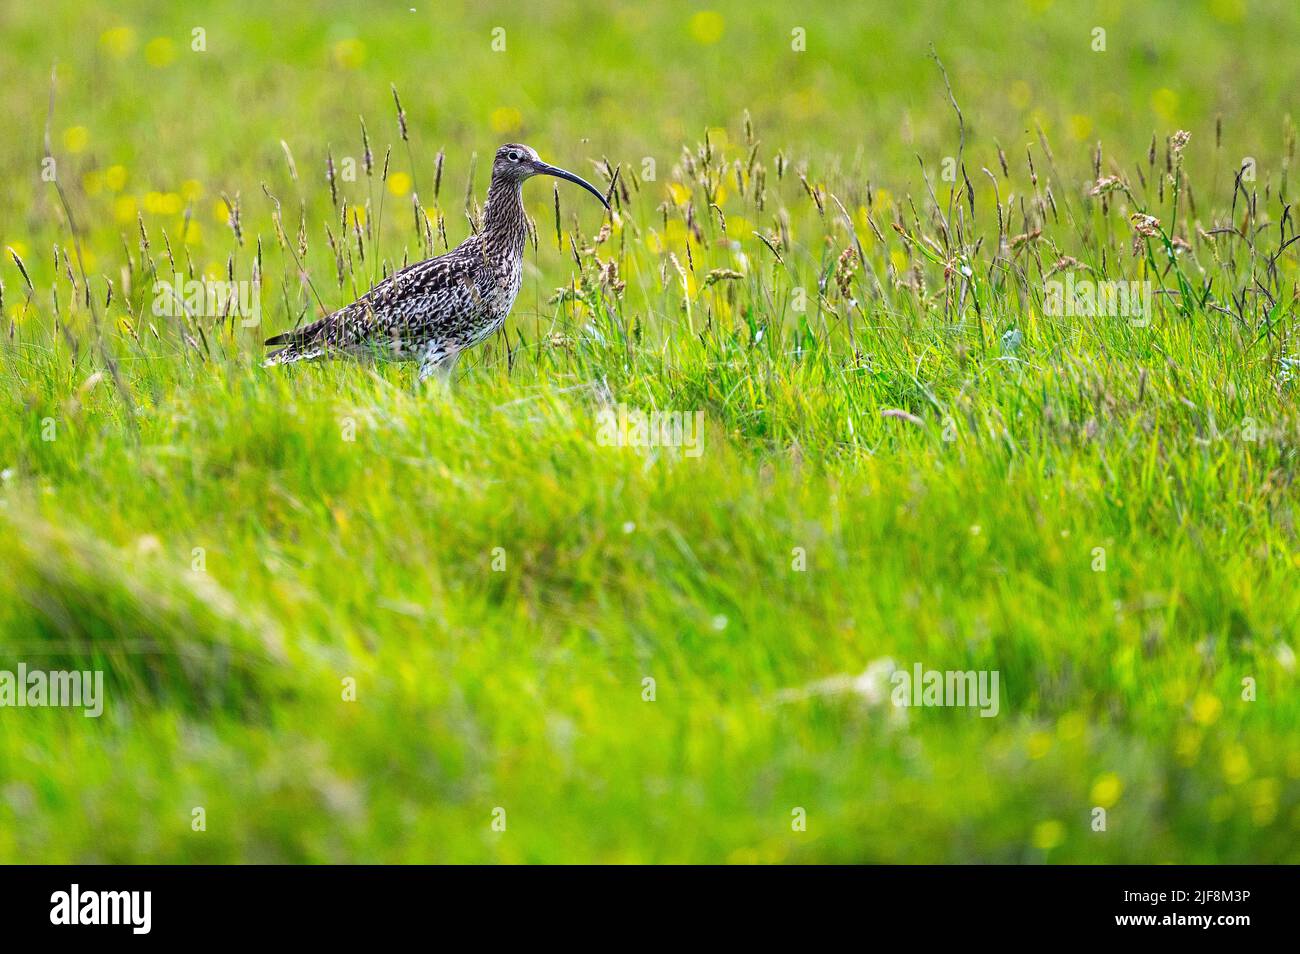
[492,143,609,209]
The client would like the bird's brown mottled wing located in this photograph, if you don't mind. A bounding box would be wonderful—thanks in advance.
[263,241,487,362]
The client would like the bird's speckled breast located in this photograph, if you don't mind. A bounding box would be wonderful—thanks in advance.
[465,256,523,347]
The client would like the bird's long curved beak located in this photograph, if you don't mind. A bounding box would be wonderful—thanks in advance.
[534,161,610,209]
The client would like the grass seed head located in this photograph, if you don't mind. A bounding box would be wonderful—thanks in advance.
[360,117,374,177]
[391,84,409,142]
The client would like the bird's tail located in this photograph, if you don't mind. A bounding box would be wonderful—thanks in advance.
[261,344,325,368]
[261,327,326,367]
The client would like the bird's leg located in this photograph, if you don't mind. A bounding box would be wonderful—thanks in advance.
[417,343,460,387]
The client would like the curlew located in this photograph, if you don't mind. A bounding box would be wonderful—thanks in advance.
[263,143,608,382]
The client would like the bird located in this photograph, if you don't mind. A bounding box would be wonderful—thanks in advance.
[262,143,609,382]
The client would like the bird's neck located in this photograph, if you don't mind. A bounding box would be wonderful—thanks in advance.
[481,176,527,257]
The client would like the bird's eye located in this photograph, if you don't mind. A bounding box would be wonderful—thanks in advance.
[507,151,521,162]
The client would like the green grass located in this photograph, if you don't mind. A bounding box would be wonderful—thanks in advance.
[1,0,1298,863]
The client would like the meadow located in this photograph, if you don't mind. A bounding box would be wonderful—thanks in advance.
[0,0,1298,862]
